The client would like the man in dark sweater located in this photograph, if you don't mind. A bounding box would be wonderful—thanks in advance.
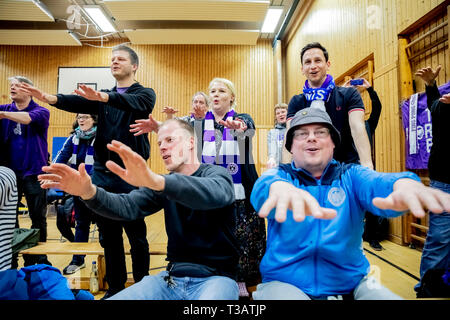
[18,45,156,298]
[38,119,240,300]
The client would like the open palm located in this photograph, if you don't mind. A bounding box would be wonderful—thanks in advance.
[105,140,163,190]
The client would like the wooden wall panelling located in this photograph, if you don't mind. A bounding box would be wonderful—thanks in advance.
[408,13,448,93]
[397,0,448,34]
[334,57,374,120]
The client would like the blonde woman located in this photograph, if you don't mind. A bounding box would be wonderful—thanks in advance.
[131,78,266,289]
[198,78,266,288]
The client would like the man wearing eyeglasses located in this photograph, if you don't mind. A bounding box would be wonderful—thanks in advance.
[250,107,450,300]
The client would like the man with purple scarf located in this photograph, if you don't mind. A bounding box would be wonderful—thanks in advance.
[0,75,51,267]
[283,42,373,170]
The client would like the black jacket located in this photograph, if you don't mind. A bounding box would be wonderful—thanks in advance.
[52,82,156,170]
[425,83,450,184]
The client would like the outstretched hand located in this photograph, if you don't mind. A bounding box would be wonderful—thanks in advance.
[162,106,179,120]
[439,93,450,104]
[130,114,162,136]
[373,178,450,218]
[74,84,109,102]
[258,181,337,223]
[38,163,96,200]
[415,65,441,86]
[218,118,247,131]
[16,83,57,104]
[106,140,165,191]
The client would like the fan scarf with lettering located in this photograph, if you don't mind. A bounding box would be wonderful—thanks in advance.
[201,110,245,200]
[303,74,336,111]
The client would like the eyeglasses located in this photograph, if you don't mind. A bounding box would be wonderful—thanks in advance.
[293,128,330,140]
[77,116,91,120]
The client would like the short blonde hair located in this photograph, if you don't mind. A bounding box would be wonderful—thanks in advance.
[273,103,288,125]
[208,78,237,109]
[159,118,194,137]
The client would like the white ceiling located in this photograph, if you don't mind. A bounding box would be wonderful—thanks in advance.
[0,0,298,46]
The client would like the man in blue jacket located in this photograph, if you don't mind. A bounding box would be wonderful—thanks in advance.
[250,108,450,300]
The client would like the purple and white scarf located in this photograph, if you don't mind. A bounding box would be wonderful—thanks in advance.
[68,127,96,175]
[401,81,450,169]
[303,74,336,111]
[201,110,245,200]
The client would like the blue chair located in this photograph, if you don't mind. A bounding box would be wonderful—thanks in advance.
[51,137,67,162]
[47,137,68,241]
[47,137,67,202]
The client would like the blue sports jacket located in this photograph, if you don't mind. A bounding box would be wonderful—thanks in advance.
[250,160,419,297]
[0,264,93,300]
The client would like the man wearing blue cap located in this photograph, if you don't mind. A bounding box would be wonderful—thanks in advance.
[250,107,450,300]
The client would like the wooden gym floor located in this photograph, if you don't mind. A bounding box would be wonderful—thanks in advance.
[16,206,430,300]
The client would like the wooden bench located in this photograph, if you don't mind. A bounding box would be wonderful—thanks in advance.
[21,241,167,290]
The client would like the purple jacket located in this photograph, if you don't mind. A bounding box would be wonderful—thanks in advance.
[0,100,49,177]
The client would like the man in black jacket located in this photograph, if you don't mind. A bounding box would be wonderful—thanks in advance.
[19,45,156,298]
[38,119,240,300]
[414,65,450,297]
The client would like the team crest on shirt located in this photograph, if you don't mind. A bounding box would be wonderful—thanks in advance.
[227,162,239,175]
[327,187,346,207]
[13,123,22,135]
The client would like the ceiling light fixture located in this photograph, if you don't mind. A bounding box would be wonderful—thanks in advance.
[31,0,55,21]
[261,7,283,33]
[83,5,117,33]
